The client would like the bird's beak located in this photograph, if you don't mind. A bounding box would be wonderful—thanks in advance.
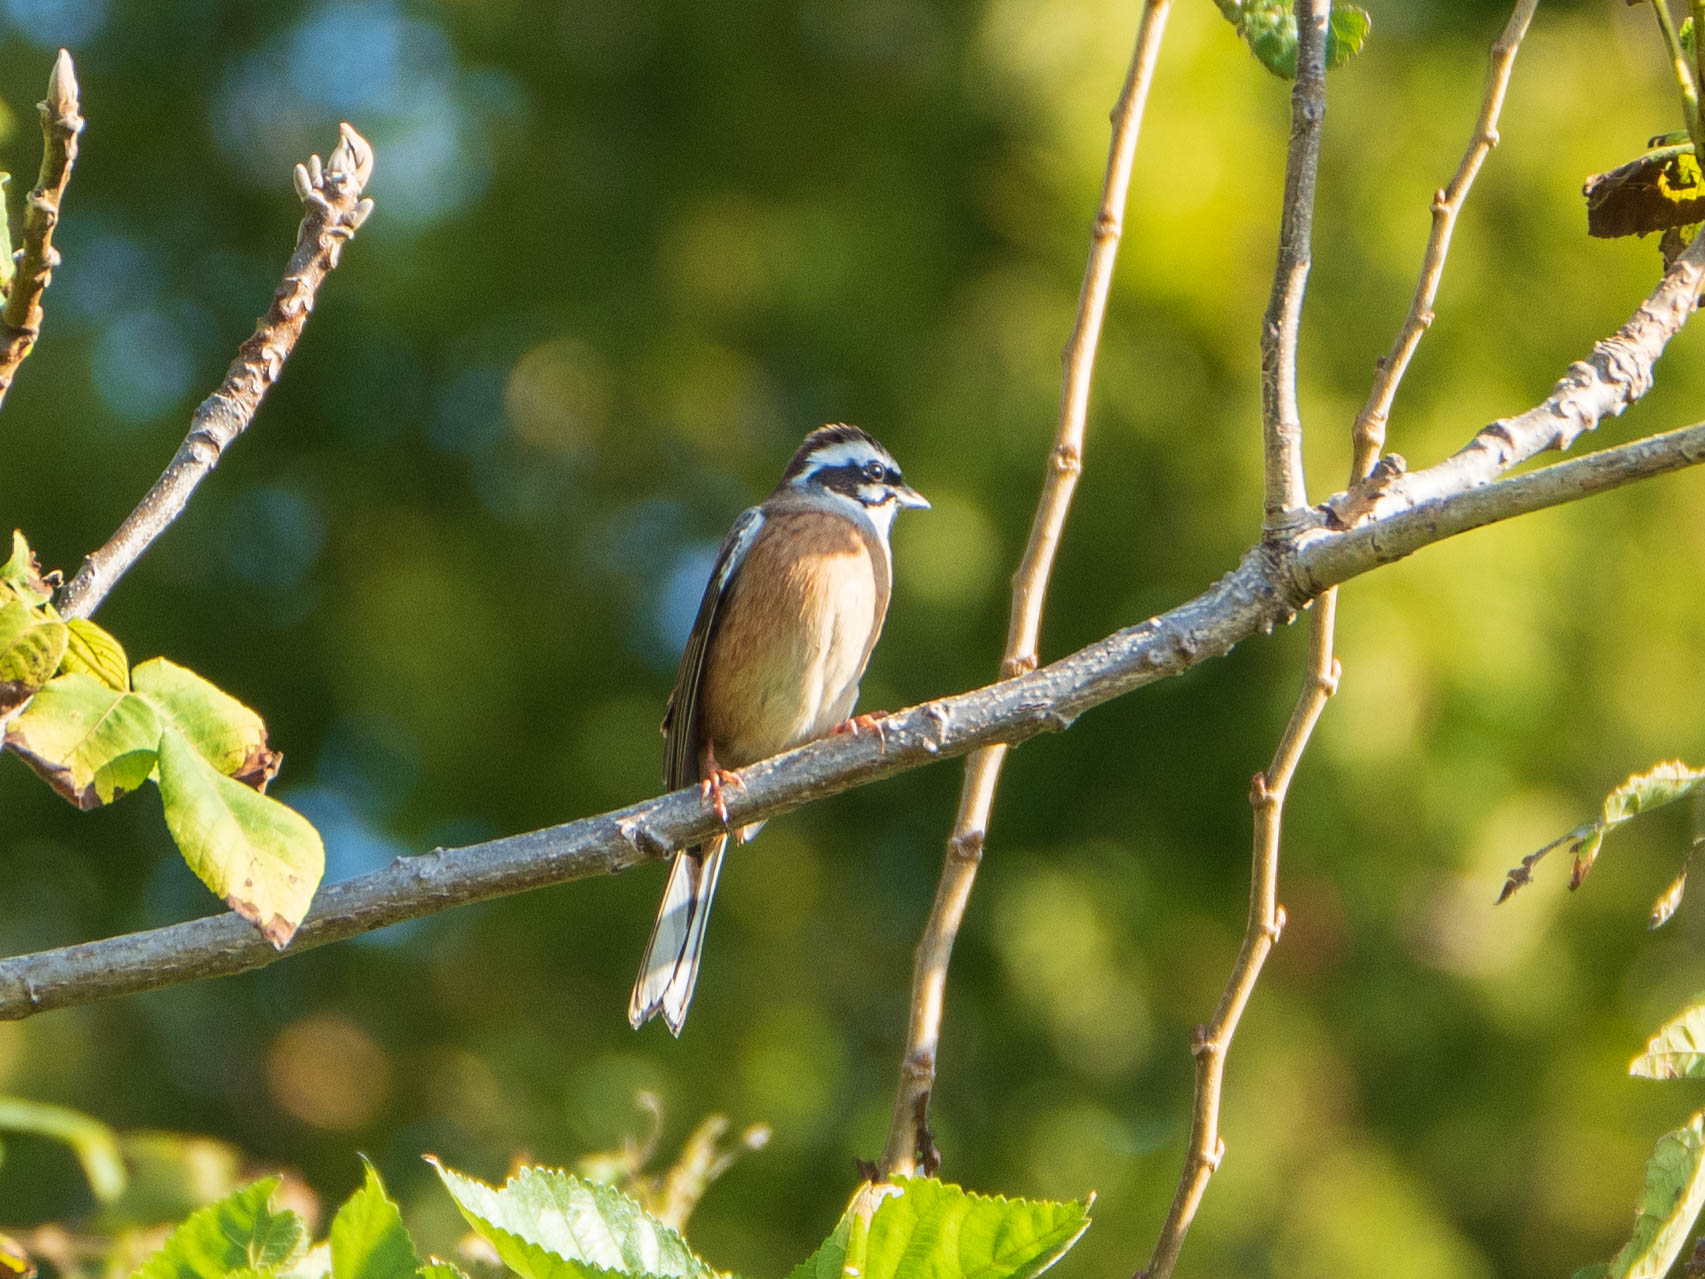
[894,483,930,510]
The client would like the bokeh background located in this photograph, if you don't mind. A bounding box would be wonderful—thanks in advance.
[2,0,1704,1274]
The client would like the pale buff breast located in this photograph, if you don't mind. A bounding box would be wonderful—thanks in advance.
[698,510,890,768]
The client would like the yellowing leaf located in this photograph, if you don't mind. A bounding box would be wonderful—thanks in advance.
[134,657,280,789]
[0,599,66,713]
[156,727,323,948]
[1633,1001,1705,1081]
[61,617,129,690]
[3,673,160,808]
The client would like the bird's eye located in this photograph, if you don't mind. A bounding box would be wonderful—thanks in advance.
[864,460,885,481]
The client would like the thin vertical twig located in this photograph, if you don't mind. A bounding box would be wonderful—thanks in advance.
[1140,4,1538,1275]
[1259,0,1329,532]
[876,0,1175,1180]
[56,126,374,620]
[0,49,83,412]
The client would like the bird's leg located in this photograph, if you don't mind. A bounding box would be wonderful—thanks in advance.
[833,711,889,751]
[699,742,744,825]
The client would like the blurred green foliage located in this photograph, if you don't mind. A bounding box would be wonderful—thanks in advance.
[2,1,1705,1277]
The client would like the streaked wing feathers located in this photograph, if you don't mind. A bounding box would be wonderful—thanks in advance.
[663,506,764,791]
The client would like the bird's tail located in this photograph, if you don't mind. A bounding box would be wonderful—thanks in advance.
[628,834,728,1035]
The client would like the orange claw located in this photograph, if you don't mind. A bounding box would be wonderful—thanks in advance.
[833,711,889,751]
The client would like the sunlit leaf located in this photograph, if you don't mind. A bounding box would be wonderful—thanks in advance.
[1585,145,1705,238]
[62,617,130,691]
[862,1179,1091,1279]
[417,1264,471,1279]
[135,1178,307,1279]
[134,657,280,789]
[156,727,323,949]
[0,531,54,608]
[429,1159,714,1279]
[1633,1000,1705,1081]
[330,1160,422,1279]
[1651,855,1694,929]
[1602,1113,1705,1279]
[0,599,66,714]
[4,673,160,808]
[0,1096,125,1202]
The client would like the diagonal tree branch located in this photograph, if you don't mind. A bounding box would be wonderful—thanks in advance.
[54,125,375,621]
[877,0,1175,1181]
[4,409,1705,1021]
[1259,0,1329,532]
[1328,214,1705,530]
[0,49,83,413]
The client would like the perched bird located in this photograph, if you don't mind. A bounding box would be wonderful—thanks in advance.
[630,424,929,1034]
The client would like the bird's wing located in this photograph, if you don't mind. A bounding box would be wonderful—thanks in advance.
[662,506,765,791]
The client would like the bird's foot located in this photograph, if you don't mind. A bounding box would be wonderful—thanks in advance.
[700,759,744,825]
[833,711,889,752]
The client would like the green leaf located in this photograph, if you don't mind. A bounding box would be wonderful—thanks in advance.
[784,1208,854,1279]
[134,1178,307,1279]
[0,531,54,608]
[4,673,160,808]
[0,599,66,713]
[330,1160,422,1279]
[156,727,323,948]
[0,1096,126,1203]
[134,657,280,788]
[1604,1113,1705,1279]
[1633,1000,1705,1081]
[862,1180,1091,1279]
[430,1160,715,1279]
[417,1265,471,1279]
[62,617,130,690]
[1226,2,1372,78]
[1324,9,1371,67]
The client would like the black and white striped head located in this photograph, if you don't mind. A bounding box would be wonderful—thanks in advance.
[778,424,929,536]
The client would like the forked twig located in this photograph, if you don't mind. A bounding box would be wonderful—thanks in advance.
[876,0,1176,1179]
[0,49,83,411]
[1142,3,1537,1274]
[55,125,375,620]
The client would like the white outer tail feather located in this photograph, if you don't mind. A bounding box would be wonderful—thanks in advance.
[629,835,728,1035]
